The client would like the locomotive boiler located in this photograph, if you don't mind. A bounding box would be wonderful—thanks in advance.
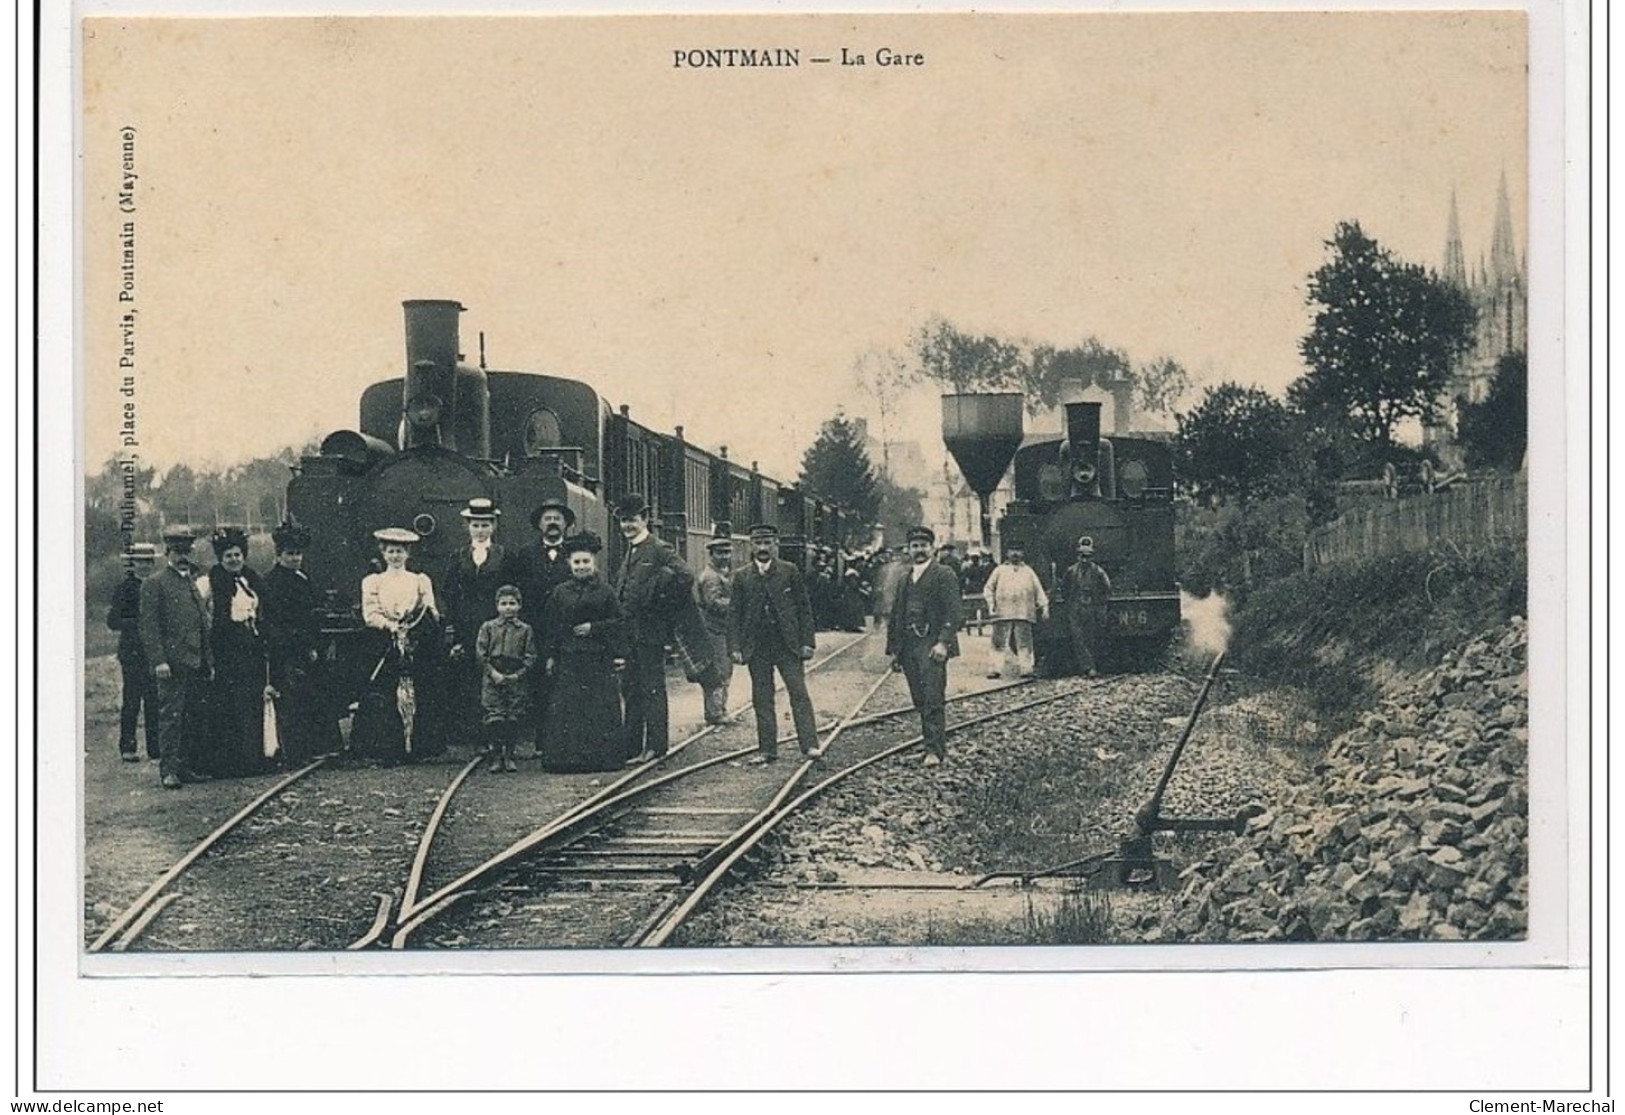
[943,394,1180,673]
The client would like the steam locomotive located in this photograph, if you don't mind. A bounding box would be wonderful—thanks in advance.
[288,299,852,638]
[943,393,1179,673]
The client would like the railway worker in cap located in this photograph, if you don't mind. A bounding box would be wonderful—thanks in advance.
[260,521,340,765]
[886,525,962,768]
[538,532,630,772]
[982,544,1048,680]
[515,489,576,753]
[476,585,538,774]
[1060,535,1113,678]
[139,527,213,789]
[204,526,273,778]
[441,498,517,737]
[352,527,443,762]
[612,492,693,765]
[729,523,821,764]
[693,522,737,725]
[106,542,159,762]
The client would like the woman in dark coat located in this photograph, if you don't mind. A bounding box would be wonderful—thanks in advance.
[204,527,271,777]
[260,521,341,765]
[538,532,629,773]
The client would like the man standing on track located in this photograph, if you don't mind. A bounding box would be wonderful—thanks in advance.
[886,525,962,768]
[1061,535,1112,678]
[729,523,820,765]
[107,542,158,762]
[139,526,212,789]
[515,487,575,754]
[613,492,692,765]
[982,545,1048,679]
[694,523,736,725]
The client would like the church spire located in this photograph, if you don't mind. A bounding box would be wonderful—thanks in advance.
[1443,188,1468,287]
[1489,169,1518,286]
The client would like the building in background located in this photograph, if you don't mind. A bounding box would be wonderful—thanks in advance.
[1427,174,1527,466]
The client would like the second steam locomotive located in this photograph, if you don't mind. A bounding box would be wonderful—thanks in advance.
[944,392,1180,674]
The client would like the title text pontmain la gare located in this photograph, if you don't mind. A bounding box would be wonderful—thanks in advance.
[673,47,925,68]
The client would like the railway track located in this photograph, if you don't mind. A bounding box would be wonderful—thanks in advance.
[396,675,1086,950]
[88,632,871,953]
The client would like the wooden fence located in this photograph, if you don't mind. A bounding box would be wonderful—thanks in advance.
[1302,475,1527,570]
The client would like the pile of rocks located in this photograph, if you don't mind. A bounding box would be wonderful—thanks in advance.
[1139,617,1528,943]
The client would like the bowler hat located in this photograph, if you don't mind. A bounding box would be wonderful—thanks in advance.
[614,492,650,520]
[529,496,575,530]
[460,497,501,522]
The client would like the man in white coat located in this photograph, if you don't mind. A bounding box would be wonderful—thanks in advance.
[982,545,1048,679]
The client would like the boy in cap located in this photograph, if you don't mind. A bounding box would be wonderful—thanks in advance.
[729,523,820,762]
[612,492,693,764]
[106,543,158,761]
[1061,535,1112,677]
[694,523,736,724]
[886,525,962,767]
[139,527,212,788]
[476,584,538,773]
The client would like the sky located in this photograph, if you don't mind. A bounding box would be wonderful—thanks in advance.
[81,11,1528,481]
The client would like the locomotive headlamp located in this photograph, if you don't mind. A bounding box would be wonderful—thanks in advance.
[406,393,444,429]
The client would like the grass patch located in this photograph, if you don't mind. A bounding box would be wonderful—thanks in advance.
[1228,545,1526,730]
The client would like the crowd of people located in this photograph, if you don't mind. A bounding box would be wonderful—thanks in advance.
[109,496,1117,788]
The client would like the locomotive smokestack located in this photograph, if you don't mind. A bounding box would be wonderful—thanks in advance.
[1064,401,1102,497]
[402,299,464,451]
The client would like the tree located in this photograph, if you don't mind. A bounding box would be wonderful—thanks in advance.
[876,477,924,547]
[910,317,1026,395]
[1175,383,1295,506]
[1293,221,1477,454]
[799,414,880,545]
[851,347,918,475]
[1133,356,1193,424]
[1025,338,1130,414]
[1455,349,1527,471]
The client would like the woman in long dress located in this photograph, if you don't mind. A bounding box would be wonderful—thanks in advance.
[351,527,443,763]
[538,532,630,773]
[204,527,271,777]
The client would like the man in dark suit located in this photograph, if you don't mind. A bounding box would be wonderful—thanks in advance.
[886,525,962,767]
[139,526,212,788]
[613,492,692,764]
[441,498,517,736]
[729,523,820,764]
[106,542,158,761]
[513,487,576,752]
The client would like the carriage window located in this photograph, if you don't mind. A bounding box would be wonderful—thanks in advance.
[522,408,563,457]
